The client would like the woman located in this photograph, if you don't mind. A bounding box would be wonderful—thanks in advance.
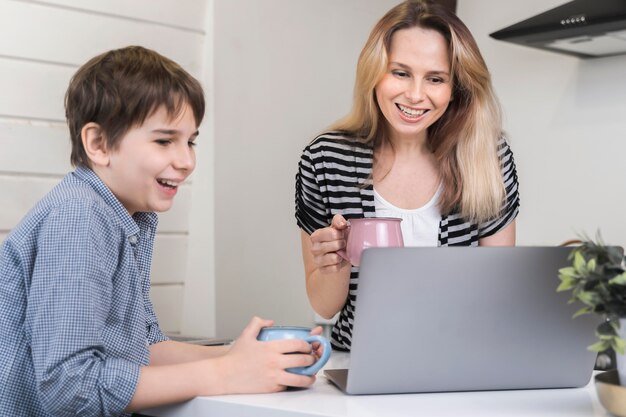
[295,0,519,351]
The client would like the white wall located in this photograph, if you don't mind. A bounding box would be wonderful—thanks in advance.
[211,0,626,337]
[212,0,400,338]
[457,0,626,248]
[0,0,211,335]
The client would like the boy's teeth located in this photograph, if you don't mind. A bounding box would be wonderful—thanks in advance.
[158,179,178,188]
[398,104,426,117]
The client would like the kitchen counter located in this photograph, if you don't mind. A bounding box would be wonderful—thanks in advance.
[141,352,608,417]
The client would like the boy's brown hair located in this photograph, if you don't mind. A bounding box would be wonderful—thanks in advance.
[65,45,205,167]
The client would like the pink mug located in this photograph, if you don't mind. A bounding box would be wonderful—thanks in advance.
[337,217,404,266]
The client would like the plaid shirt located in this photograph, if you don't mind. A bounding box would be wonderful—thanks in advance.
[0,166,167,416]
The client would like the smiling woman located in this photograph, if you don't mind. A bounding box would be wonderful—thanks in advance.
[374,27,453,147]
[294,0,520,351]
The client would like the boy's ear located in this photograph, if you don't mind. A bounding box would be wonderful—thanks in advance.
[81,122,110,167]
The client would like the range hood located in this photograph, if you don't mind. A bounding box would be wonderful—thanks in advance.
[489,0,626,58]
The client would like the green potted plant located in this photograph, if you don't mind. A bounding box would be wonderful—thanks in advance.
[557,237,626,384]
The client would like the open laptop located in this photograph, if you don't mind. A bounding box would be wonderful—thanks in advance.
[325,247,602,394]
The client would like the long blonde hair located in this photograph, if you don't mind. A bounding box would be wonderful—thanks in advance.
[330,0,505,223]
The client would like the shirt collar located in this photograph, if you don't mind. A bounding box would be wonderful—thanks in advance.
[72,166,159,235]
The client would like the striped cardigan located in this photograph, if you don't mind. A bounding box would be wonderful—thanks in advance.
[295,131,520,350]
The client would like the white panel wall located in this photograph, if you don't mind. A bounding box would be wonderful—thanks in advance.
[39,0,206,31]
[0,1,202,74]
[457,0,626,248]
[0,0,208,334]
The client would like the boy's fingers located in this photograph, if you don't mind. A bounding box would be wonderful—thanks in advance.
[240,316,273,339]
[309,326,323,336]
[270,339,313,354]
[280,372,317,388]
[281,352,317,369]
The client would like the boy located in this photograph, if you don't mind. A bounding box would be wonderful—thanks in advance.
[0,46,317,417]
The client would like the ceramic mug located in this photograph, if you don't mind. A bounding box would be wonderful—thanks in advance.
[256,326,331,375]
[337,217,404,266]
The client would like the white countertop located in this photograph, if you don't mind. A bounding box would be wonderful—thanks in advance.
[142,352,610,417]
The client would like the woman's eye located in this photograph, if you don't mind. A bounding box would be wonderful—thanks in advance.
[392,70,409,78]
[155,139,172,146]
[429,77,445,84]
[188,140,197,147]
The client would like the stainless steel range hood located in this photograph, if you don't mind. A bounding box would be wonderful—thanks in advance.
[489,0,626,58]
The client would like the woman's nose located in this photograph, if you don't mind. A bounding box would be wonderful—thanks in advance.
[405,80,424,104]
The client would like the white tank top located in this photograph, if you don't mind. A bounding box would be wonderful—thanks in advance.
[373,184,442,247]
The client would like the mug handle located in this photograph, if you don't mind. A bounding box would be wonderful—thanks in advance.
[298,335,332,375]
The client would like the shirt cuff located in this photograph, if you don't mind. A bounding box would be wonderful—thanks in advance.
[94,357,141,416]
[146,323,169,345]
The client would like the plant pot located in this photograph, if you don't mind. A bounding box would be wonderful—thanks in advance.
[595,371,626,417]
[596,319,626,417]
[619,318,626,385]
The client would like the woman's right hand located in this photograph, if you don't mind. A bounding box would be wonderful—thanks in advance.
[309,214,350,273]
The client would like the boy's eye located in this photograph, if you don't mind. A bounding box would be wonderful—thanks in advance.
[188,140,197,147]
[155,139,172,146]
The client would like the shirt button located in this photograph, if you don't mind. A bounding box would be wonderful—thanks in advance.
[128,235,138,245]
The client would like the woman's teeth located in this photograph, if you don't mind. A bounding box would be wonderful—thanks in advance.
[398,104,426,117]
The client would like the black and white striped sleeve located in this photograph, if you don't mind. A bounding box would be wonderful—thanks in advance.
[479,137,520,238]
[295,142,331,235]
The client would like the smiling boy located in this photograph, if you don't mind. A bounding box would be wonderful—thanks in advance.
[0,46,317,417]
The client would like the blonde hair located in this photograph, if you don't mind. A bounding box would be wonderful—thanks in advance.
[330,0,505,223]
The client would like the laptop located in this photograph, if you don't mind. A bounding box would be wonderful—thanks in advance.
[325,247,602,394]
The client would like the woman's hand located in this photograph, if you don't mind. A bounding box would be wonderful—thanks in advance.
[300,215,352,318]
[309,214,350,273]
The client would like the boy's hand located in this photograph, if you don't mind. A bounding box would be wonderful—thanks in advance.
[309,326,325,361]
[215,317,316,394]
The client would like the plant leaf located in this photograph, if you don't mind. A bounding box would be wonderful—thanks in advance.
[587,258,597,272]
[558,266,578,279]
[609,271,626,286]
[557,277,576,292]
[574,251,586,273]
[576,291,600,307]
[588,340,610,352]
[572,306,592,318]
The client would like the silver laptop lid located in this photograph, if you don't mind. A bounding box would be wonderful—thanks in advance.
[345,247,600,394]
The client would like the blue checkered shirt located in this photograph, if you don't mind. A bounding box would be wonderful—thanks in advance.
[0,166,168,416]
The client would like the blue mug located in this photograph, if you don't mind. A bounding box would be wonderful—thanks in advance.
[257,326,332,376]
